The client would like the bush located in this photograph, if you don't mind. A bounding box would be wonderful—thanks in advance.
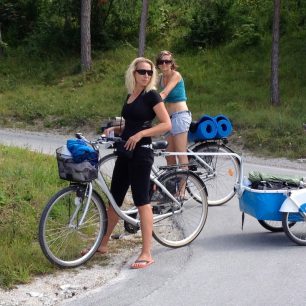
[186,0,233,48]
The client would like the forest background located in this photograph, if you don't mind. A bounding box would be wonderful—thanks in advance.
[0,0,306,289]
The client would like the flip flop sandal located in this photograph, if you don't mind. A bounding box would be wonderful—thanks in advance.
[130,259,155,269]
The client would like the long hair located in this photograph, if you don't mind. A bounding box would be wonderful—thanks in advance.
[125,57,157,94]
[155,50,178,70]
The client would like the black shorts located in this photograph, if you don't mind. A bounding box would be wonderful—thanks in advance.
[110,146,154,207]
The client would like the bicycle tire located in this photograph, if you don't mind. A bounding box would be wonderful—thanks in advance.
[257,220,284,232]
[282,212,306,246]
[152,170,208,248]
[190,142,240,206]
[99,153,134,209]
[39,184,107,268]
[98,153,117,188]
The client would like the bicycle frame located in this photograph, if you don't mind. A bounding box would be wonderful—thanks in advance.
[75,136,242,230]
[93,159,185,228]
[160,151,243,181]
[153,149,214,173]
[187,147,214,172]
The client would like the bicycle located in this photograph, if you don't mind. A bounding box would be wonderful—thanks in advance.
[38,133,208,268]
[187,138,240,206]
[99,138,240,207]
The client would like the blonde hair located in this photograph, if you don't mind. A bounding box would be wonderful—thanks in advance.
[125,57,157,94]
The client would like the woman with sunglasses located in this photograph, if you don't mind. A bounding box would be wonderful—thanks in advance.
[156,50,192,171]
[97,57,171,269]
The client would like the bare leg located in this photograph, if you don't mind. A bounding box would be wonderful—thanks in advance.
[172,132,189,167]
[131,204,154,268]
[98,205,119,253]
[165,135,176,165]
[166,132,189,197]
[166,132,189,166]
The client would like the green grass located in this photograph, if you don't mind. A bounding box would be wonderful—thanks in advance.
[1,38,305,158]
[0,145,63,287]
[0,145,139,288]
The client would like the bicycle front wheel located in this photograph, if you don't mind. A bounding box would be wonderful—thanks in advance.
[98,153,117,188]
[152,170,208,248]
[191,143,240,206]
[39,184,107,268]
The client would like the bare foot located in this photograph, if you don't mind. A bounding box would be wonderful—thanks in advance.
[81,246,108,256]
[96,246,108,254]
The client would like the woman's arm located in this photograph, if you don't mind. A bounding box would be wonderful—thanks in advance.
[160,71,181,100]
[124,102,171,150]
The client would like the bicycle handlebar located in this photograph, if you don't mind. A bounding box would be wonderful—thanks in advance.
[75,132,122,145]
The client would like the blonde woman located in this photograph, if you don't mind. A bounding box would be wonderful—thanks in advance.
[98,57,171,269]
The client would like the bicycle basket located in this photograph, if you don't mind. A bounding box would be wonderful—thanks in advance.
[56,146,98,182]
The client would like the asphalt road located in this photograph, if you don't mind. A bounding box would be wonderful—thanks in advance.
[62,166,306,306]
[1,128,306,306]
[0,128,75,155]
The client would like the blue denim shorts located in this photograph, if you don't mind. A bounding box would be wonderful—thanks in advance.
[165,110,192,137]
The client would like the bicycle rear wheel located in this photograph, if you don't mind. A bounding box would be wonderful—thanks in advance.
[190,143,239,206]
[282,212,306,246]
[152,170,208,248]
[258,220,284,232]
[39,184,107,268]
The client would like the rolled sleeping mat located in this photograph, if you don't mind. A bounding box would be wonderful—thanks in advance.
[188,115,217,141]
[214,114,233,138]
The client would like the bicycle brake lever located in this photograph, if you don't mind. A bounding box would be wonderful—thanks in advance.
[75,132,83,139]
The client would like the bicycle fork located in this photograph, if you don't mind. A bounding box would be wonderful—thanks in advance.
[69,183,93,228]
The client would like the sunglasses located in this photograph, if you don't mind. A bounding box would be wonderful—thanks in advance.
[135,69,153,76]
[157,60,172,65]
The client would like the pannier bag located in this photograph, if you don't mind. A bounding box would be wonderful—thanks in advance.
[56,141,98,182]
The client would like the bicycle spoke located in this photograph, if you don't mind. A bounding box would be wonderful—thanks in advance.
[152,170,208,248]
[39,186,107,267]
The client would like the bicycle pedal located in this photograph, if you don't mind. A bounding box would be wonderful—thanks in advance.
[111,233,122,239]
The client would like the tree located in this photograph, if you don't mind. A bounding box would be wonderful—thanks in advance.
[0,22,4,57]
[81,0,92,72]
[270,0,281,106]
[138,0,149,57]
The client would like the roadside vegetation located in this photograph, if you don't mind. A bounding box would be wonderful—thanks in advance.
[1,38,306,158]
[0,145,141,288]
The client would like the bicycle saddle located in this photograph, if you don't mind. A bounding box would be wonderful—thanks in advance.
[152,141,168,150]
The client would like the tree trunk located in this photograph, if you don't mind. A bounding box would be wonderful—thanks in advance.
[0,23,4,58]
[138,0,149,57]
[81,0,92,72]
[270,0,281,106]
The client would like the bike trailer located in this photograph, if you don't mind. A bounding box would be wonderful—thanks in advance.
[239,171,303,221]
[239,187,289,220]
